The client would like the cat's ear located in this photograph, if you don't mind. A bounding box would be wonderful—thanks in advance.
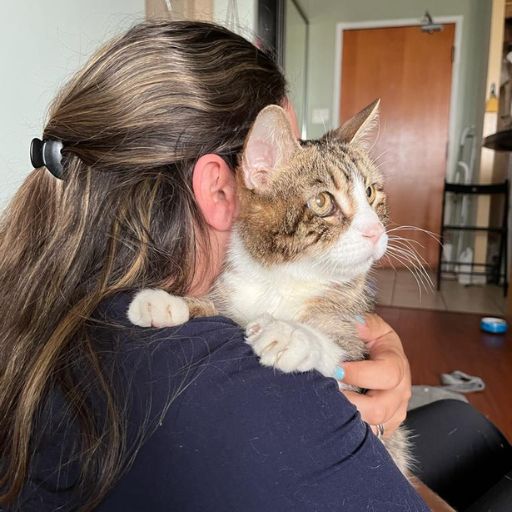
[242,105,301,192]
[326,99,380,150]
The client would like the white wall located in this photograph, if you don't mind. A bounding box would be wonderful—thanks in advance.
[0,1,145,207]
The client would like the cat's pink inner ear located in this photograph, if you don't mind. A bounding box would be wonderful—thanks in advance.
[243,138,277,190]
[242,105,300,191]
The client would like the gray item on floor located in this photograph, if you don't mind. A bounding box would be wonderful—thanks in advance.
[440,370,486,393]
[408,385,468,411]
[408,371,485,410]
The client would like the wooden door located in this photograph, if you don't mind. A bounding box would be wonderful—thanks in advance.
[340,24,455,268]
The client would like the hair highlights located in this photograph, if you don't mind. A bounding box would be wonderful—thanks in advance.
[0,20,285,510]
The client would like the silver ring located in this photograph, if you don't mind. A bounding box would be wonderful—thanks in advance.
[375,423,385,439]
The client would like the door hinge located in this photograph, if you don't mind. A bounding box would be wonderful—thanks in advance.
[451,45,455,63]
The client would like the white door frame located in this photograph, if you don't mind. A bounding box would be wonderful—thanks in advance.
[333,16,463,171]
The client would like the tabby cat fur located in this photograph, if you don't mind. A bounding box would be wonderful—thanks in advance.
[128,100,411,474]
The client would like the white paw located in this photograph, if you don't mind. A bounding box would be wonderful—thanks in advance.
[127,289,190,328]
[245,315,344,377]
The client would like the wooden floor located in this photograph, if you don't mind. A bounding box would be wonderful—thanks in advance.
[376,306,512,442]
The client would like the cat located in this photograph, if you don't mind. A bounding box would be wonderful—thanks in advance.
[127,99,411,475]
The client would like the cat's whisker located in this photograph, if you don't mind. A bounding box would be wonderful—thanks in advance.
[387,257,399,274]
[373,159,393,174]
[386,241,432,285]
[386,247,424,280]
[392,254,433,293]
[379,255,398,274]
[368,258,397,283]
[386,254,425,298]
[387,235,425,249]
[387,240,430,273]
[388,238,430,267]
[386,225,441,245]
[372,154,393,171]
[372,148,391,165]
[387,240,427,264]
[388,240,418,257]
[385,225,439,291]
[321,116,328,135]
[390,247,432,286]
[388,237,433,277]
[385,249,428,297]
[386,231,430,263]
[386,246,434,293]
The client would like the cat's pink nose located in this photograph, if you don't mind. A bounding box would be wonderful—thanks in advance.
[359,222,385,244]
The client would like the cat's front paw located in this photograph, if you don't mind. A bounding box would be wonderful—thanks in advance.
[246,315,343,376]
[127,289,190,328]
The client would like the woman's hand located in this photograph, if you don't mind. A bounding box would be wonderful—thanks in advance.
[339,314,412,438]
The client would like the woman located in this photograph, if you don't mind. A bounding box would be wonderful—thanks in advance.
[0,20,424,511]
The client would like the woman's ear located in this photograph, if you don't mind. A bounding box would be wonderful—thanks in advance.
[192,154,238,232]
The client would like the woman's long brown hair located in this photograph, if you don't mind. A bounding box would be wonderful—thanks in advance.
[0,20,285,510]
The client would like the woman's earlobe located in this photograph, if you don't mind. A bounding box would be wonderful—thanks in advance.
[192,154,238,232]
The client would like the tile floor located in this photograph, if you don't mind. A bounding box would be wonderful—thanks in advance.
[373,268,507,315]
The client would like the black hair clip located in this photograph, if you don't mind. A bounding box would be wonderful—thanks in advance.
[30,138,64,179]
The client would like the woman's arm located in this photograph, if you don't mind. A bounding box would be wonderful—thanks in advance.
[341,314,412,438]
[341,315,455,510]
[94,315,429,511]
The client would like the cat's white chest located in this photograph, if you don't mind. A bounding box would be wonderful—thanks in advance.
[221,271,310,324]
[218,234,324,326]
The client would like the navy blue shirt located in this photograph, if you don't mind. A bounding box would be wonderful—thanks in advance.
[19,293,428,511]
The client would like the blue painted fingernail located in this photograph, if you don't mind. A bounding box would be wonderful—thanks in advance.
[355,315,365,324]
[334,366,345,380]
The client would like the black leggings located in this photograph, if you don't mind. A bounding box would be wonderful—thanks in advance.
[405,399,512,511]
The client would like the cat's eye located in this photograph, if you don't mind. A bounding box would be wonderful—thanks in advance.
[366,184,377,203]
[308,192,336,217]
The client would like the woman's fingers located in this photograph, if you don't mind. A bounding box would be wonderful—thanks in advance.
[341,355,406,391]
[343,389,409,439]
[338,313,412,437]
[356,313,396,343]
[342,313,409,391]
[342,389,407,427]
[370,414,406,440]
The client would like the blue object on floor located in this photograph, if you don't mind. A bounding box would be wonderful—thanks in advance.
[480,317,508,334]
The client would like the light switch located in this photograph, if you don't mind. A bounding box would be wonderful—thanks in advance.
[312,108,330,125]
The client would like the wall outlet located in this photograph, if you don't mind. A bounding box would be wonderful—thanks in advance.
[312,108,330,125]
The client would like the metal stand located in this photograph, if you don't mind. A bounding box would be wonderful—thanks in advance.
[437,181,509,296]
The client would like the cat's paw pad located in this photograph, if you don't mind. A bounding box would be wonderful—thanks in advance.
[245,317,322,373]
[245,313,273,337]
[127,289,189,328]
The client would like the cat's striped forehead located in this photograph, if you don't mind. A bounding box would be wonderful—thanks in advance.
[236,136,387,267]
[297,138,383,188]
[235,101,387,268]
